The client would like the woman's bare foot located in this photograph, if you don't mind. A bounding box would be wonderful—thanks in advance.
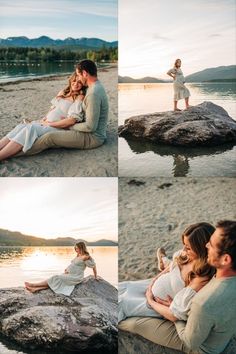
[174,108,182,112]
[25,281,35,287]
[25,284,38,293]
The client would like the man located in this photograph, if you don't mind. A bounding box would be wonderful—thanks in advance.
[119,220,236,354]
[21,59,109,155]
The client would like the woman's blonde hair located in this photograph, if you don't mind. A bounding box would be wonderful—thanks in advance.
[75,242,90,256]
[174,58,181,68]
[58,72,87,101]
[176,222,216,285]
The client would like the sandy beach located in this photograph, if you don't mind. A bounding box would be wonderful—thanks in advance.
[119,177,236,281]
[0,66,117,177]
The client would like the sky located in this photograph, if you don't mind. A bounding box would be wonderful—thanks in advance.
[119,0,236,79]
[0,0,117,41]
[0,178,118,241]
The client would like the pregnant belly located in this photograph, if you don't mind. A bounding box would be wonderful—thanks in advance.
[46,108,65,122]
[151,272,175,299]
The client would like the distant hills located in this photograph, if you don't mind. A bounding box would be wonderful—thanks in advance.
[118,76,166,83]
[0,228,117,247]
[185,65,236,82]
[0,36,118,49]
[119,65,236,83]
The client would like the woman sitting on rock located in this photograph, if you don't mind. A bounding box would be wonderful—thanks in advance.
[167,58,191,112]
[25,242,97,296]
[118,222,215,322]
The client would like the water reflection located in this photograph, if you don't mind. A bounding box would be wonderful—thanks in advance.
[0,246,118,288]
[0,62,75,82]
[119,83,236,176]
[121,137,235,177]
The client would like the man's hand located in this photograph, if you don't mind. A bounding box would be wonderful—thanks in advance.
[145,287,154,306]
[155,295,173,307]
[41,119,50,126]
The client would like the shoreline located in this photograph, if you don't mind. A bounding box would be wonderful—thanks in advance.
[0,64,118,86]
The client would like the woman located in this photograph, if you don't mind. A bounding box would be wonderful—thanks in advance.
[167,59,191,111]
[0,73,86,161]
[118,222,215,323]
[25,242,97,296]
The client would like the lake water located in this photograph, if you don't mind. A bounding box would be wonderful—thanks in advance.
[0,246,117,354]
[119,83,236,177]
[0,61,75,83]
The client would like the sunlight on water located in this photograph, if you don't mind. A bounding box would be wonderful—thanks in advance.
[0,246,118,288]
[119,83,236,177]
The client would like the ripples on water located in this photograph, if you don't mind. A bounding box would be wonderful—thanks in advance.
[119,83,236,177]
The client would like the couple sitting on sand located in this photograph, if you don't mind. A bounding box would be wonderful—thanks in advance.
[0,60,108,161]
[119,220,236,354]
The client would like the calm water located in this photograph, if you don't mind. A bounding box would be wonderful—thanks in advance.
[0,246,117,354]
[0,61,76,83]
[119,83,236,177]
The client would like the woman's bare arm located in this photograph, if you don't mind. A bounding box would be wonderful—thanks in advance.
[93,266,98,279]
[41,117,76,128]
[146,287,178,322]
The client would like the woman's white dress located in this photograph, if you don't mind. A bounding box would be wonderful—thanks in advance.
[6,97,85,152]
[118,251,196,322]
[47,257,96,296]
[167,67,190,101]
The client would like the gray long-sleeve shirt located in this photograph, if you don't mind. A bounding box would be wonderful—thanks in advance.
[70,80,109,142]
[175,276,236,354]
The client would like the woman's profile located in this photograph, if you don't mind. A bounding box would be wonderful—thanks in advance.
[118,222,215,323]
[25,242,97,296]
[167,59,191,111]
[0,73,86,161]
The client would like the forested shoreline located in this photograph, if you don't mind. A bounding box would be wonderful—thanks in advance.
[0,46,118,62]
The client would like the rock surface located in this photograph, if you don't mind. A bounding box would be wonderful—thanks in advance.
[0,276,117,353]
[119,101,236,146]
[119,330,236,354]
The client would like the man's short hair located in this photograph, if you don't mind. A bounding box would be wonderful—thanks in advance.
[216,220,236,270]
[76,60,97,77]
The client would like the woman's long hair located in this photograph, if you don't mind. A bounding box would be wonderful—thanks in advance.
[57,72,87,101]
[176,222,216,285]
[75,242,90,256]
[174,58,181,68]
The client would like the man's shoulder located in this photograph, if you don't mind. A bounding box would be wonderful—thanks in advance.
[193,277,236,310]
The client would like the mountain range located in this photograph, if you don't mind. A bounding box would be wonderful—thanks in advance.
[0,36,118,49]
[119,65,236,83]
[0,228,117,247]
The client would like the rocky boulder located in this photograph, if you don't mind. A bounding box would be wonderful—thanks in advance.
[0,276,117,354]
[118,102,236,146]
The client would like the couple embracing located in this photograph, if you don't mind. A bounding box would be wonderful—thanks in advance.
[119,220,236,353]
[0,60,108,161]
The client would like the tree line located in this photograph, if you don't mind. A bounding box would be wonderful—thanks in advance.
[0,46,118,62]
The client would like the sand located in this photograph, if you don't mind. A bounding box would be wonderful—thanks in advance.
[119,177,236,281]
[0,66,117,177]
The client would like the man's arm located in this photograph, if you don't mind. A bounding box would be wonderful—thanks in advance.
[175,302,213,351]
[72,93,101,133]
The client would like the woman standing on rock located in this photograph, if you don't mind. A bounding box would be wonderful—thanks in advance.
[167,59,191,111]
[25,242,98,296]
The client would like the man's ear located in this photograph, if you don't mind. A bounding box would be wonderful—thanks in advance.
[222,254,232,267]
[82,70,88,78]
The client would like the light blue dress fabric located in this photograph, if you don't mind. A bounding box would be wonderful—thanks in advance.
[118,250,189,323]
[6,97,85,153]
[167,67,190,101]
[6,122,59,153]
[47,257,96,296]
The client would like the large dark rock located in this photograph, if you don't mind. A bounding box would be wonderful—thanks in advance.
[119,330,236,354]
[0,276,117,353]
[119,102,236,146]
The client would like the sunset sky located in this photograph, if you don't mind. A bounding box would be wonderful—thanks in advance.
[0,178,118,241]
[119,0,236,79]
[0,0,117,41]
